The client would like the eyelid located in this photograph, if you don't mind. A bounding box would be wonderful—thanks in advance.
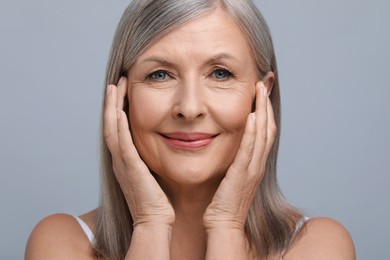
[210,66,235,79]
[145,69,172,80]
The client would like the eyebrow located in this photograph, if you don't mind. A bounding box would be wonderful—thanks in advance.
[140,56,175,67]
[206,53,239,64]
[139,53,239,67]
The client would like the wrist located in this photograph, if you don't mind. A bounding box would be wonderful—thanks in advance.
[133,223,173,236]
[203,218,246,232]
[132,213,175,229]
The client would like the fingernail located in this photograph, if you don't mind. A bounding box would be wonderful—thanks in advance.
[117,110,122,120]
[118,76,124,85]
[263,86,268,97]
[251,112,256,122]
[106,85,112,95]
[256,81,262,91]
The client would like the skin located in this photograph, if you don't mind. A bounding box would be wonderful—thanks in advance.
[25,8,355,260]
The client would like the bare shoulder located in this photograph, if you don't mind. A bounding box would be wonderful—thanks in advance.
[25,211,97,260]
[284,217,356,260]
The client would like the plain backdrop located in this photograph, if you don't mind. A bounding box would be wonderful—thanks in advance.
[1,0,389,259]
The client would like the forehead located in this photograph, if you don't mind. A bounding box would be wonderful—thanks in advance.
[135,7,254,63]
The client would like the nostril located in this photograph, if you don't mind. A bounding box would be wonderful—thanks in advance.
[177,112,205,120]
[172,101,206,121]
[177,113,185,118]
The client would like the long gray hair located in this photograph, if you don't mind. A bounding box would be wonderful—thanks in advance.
[95,0,302,259]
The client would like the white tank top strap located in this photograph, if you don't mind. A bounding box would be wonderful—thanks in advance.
[279,216,310,260]
[73,216,101,260]
[74,215,96,244]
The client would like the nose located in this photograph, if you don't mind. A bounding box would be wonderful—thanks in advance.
[171,79,206,121]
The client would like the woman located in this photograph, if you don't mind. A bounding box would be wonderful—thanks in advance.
[25,0,355,259]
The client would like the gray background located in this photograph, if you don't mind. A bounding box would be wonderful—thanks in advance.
[0,0,388,259]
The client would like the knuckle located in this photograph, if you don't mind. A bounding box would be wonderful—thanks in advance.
[120,147,140,168]
[103,129,112,140]
[260,131,268,142]
[238,140,255,158]
[229,161,242,173]
[269,124,277,137]
[103,128,117,146]
[119,147,131,160]
[242,143,255,157]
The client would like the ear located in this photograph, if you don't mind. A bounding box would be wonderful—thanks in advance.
[262,71,275,96]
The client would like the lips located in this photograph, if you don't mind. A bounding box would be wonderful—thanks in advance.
[159,132,218,150]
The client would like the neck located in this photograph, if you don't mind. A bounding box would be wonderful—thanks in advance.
[155,174,223,259]
[156,174,221,216]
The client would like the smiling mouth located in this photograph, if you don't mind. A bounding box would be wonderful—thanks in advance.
[159,132,218,150]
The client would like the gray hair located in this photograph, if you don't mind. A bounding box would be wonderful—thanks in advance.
[95,0,302,259]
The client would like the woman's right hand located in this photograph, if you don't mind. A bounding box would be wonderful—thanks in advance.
[103,76,175,228]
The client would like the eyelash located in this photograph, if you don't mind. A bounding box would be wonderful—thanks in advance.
[211,67,235,80]
[146,70,172,81]
[145,67,236,82]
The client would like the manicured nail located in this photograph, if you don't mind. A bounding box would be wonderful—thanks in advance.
[106,85,112,95]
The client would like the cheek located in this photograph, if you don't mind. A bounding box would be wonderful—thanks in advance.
[208,91,254,133]
[127,89,170,166]
[128,89,170,130]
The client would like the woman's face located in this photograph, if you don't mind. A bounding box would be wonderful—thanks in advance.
[127,8,258,186]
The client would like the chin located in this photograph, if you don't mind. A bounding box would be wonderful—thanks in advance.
[154,165,226,188]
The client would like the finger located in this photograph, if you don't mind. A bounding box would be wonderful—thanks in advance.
[252,81,268,164]
[265,97,277,155]
[228,112,256,175]
[103,84,120,157]
[116,110,145,170]
[117,76,127,110]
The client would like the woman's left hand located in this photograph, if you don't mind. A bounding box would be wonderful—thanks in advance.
[203,81,277,232]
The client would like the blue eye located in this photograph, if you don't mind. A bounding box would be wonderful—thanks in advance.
[149,70,169,81]
[213,68,232,80]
